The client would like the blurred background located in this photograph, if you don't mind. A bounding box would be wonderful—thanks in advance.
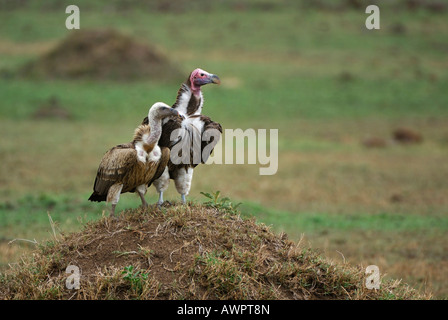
[0,0,447,298]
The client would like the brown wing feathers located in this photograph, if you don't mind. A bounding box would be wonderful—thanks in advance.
[88,124,164,203]
[88,145,138,202]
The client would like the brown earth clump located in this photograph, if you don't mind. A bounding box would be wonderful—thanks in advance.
[361,136,388,148]
[20,29,182,81]
[0,204,428,300]
[393,128,423,144]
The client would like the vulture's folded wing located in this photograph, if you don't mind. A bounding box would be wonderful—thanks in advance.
[159,118,184,148]
[92,143,137,197]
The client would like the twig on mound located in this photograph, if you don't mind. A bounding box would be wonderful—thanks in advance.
[8,238,38,246]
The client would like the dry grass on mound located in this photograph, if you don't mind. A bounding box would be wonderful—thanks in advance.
[0,204,428,300]
[20,29,182,81]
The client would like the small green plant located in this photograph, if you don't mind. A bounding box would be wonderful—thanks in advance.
[200,191,242,214]
[122,265,149,293]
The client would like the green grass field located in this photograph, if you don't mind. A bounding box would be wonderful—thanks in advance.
[1,1,447,298]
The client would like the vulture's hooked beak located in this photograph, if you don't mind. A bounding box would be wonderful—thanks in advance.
[210,74,221,85]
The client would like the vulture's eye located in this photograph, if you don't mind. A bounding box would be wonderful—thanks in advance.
[200,73,204,77]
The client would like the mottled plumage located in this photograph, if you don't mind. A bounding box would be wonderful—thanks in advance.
[88,102,180,216]
[88,139,169,202]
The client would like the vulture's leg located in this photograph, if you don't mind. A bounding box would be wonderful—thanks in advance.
[111,204,117,217]
[157,192,164,205]
[174,167,193,205]
[136,184,148,209]
[153,167,170,205]
[107,183,124,217]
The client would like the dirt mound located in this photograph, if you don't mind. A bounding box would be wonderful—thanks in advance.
[0,204,426,300]
[32,96,73,120]
[20,29,182,81]
[393,127,423,144]
[361,136,388,148]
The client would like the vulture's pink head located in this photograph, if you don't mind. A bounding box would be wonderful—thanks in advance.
[189,68,220,94]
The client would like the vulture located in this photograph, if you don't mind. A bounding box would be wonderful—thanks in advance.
[88,102,182,216]
[142,68,222,204]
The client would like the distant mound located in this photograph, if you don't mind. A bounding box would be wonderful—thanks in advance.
[32,96,73,121]
[0,204,426,300]
[393,127,423,144]
[20,29,182,81]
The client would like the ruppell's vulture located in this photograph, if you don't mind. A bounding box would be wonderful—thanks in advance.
[89,102,182,216]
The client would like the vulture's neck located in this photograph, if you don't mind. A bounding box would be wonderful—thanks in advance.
[172,81,203,116]
[146,115,163,148]
[133,116,162,162]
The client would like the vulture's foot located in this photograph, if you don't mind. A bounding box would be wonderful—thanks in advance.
[109,205,118,220]
[157,192,164,207]
[140,199,149,210]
